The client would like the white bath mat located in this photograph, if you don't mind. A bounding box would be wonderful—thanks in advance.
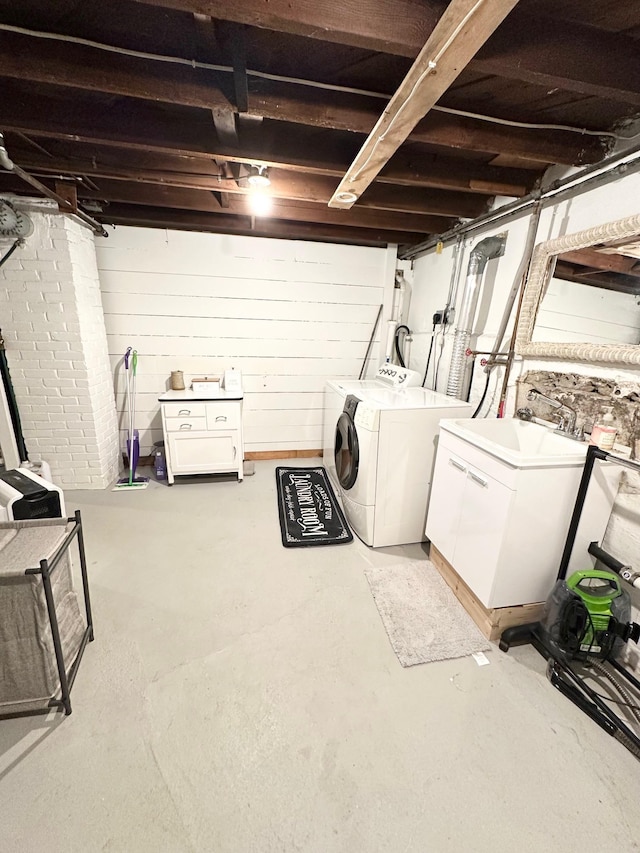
[364,560,490,667]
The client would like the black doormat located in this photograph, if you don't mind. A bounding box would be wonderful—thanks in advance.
[275,466,353,548]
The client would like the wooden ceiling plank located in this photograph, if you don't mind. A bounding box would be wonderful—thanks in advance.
[211,108,239,147]
[328,0,522,209]
[101,204,424,245]
[1,97,537,196]
[11,149,487,217]
[132,0,640,104]
[133,0,444,57]
[69,179,453,231]
[0,32,602,165]
[246,80,599,165]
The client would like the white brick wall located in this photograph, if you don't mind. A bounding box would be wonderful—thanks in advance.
[0,197,119,489]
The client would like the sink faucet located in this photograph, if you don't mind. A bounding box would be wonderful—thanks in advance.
[526,389,579,437]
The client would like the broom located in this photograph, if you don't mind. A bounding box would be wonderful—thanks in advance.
[113,347,149,490]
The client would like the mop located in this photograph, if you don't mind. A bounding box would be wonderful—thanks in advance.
[113,347,149,490]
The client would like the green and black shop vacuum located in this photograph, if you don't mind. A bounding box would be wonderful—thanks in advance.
[542,568,639,662]
[500,444,640,760]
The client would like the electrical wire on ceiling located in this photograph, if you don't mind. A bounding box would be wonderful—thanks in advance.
[1,22,637,143]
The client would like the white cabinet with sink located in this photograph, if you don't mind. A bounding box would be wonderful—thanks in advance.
[426,419,619,608]
[159,390,244,485]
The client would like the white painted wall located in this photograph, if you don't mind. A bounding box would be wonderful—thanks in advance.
[534,277,640,346]
[95,227,394,455]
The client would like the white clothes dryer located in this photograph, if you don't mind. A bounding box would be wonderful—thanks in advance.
[323,366,472,547]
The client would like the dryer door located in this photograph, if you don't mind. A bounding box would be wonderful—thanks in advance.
[334,411,359,490]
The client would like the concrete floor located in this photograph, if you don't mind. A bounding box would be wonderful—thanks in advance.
[1,459,639,852]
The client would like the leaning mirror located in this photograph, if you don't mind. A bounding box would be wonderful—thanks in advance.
[515,214,640,365]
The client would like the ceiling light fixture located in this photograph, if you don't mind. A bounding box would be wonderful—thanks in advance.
[248,191,273,217]
[247,164,271,187]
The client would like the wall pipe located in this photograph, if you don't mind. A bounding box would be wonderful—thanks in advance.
[0,133,109,238]
[446,234,507,399]
[588,541,640,591]
[400,144,640,261]
[486,202,541,370]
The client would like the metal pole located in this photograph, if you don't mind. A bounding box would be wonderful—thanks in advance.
[358,304,383,380]
[0,132,108,237]
[75,510,95,641]
[400,144,640,261]
[557,444,604,580]
[40,558,72,715]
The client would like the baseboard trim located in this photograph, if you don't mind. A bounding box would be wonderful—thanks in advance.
[244,449,323,460]
[128,450,323,465]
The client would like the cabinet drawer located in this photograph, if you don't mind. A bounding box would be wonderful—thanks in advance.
[206,402,240,431]
[164,417,207,433]
[163,403,207,419]
[438,429,519,490]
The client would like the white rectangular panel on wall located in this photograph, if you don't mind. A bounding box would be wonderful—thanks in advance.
[95,227,390,454]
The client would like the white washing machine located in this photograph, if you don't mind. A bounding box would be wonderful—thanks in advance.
[323,365,473,547]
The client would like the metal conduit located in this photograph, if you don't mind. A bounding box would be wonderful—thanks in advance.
[446,234,507,399]
[401,144,640,261]
[0,133,108,237]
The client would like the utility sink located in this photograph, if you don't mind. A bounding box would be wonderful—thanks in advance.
[439,417,589,468]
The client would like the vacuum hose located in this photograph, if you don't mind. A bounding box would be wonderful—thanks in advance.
[592,660,640,728]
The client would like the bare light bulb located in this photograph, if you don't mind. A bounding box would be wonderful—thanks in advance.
[248,191,273,217]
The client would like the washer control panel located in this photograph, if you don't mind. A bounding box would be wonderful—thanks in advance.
[375,364,421,388]
[354,404,378,431]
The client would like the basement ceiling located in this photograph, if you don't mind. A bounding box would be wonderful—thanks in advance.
[0,0,639,247]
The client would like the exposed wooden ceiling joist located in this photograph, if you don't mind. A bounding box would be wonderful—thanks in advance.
[132,0,640,104]
[101,204,423,246]
[0,0,635,246]
[8,149,489,219]
[60,179,451,234]
[0,31,604,166]
[0,112,535,197]
[329,0,522,208]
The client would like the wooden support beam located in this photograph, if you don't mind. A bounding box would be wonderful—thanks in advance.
[211,109,238,148]
[134,0,640,105]
[12,150,488,218]
[246,79,601,166]
[0,33,603,165]
[135,0,445,57]
[54,180,78,212]
[99,204,425,246]
[72,179,452,233]
[215,21,250,113]
[558,249,640,277]
[0,97,537,196]
[329,0,522,209]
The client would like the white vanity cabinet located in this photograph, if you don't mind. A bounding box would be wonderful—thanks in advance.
[159,391,244,485]
[426,426,618,609]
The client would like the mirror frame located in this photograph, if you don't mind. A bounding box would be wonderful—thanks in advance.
[515,213,640,365]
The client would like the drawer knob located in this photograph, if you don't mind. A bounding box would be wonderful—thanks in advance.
[179,423,192,430]
[215,415,227,422]
[178,409,191,415]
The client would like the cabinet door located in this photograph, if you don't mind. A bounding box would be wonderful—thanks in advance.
[168,431,238,474]
[425,447,468,563]
[453,465,514,608]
